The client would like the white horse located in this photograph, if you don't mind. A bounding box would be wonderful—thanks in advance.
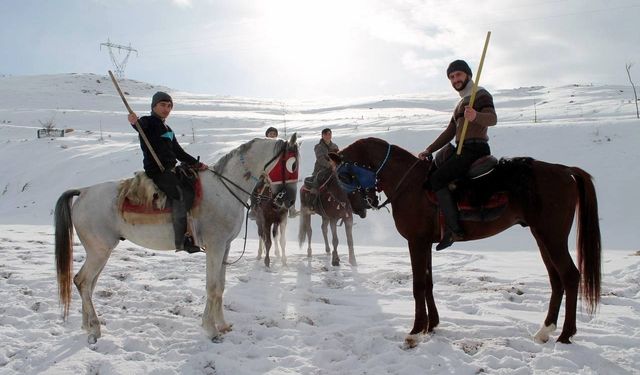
[55,135,298,344]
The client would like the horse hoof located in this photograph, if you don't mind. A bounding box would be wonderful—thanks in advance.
[219,323,233,334]
[87,334,98,345]
[403,334,422,349]
[349,258,357,266]
[211,335,224,343]
[533,323,556,344]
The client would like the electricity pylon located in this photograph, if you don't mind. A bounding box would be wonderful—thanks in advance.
[100,39,138,79]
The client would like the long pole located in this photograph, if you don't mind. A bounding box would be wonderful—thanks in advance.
[108,70,165,172]
[456,31,491,155]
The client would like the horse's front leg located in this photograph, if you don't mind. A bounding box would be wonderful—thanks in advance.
[344,217,356,266]
[202,238,230,341]
[321,216,331,254]
[278,217,287,266]
[424,243,439,332]
[330,218,340,266]
[404,237,429,349]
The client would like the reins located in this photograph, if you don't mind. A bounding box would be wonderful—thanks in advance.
[208,140,294,266]
[375,158,421,209]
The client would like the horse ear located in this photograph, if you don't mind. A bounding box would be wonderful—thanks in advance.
[328,152,342,164]
[288,132,298,146]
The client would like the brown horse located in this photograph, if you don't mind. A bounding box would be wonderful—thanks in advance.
[251,179,289,268]
[298,172,370,266]
[329,137,601,347]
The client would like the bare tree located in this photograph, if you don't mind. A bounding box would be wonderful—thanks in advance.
[626,63,639,119]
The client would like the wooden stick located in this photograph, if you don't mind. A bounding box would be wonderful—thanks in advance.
[456,31,491,155]
[108,70,165,172]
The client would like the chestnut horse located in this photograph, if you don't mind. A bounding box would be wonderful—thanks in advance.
[330,137,601,347]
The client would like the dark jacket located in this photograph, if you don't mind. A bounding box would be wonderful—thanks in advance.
[312,139,339,176]
[132,113,198,174]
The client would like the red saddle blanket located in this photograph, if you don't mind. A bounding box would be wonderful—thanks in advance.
[121,178,203,215]
[426,190,508,214]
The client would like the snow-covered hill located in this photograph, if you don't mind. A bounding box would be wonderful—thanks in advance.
[0,73,638,374]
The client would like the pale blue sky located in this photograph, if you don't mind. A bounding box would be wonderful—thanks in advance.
[2,0,639,99]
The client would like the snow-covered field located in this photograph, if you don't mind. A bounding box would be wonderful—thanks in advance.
[0,74,639,374]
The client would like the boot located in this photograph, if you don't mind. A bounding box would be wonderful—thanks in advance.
[435,188,464,251]
[171,194,203,254]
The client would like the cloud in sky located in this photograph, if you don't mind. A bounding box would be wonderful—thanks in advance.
[1,0,639,99]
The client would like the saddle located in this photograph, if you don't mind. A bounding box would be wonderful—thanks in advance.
[428,154,509,223]
[117,166,203,225]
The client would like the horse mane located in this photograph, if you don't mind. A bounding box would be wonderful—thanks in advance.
[347,137,418,165]
[212,138,286,174]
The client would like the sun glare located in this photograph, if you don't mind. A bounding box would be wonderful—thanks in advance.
[254,0,361,90]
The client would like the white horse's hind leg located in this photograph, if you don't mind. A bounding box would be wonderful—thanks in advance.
[257,238,264,260]
[73,235,116,344]
[534,323,557,343]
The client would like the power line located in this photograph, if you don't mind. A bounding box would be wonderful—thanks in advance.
[100,39,138,79]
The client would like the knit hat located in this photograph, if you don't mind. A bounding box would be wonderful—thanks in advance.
[151,91,173,109]
[446,60,472,78]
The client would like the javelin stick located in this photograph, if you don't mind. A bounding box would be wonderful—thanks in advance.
[108,70,165,172]
[456,31,491,155]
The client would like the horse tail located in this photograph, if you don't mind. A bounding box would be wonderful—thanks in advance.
[571,167,601,315]
[298,211,311,247]
[54,189,81,321]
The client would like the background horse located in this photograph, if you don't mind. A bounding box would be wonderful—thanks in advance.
[251,178,290,268]
[55,135,298,344]
[330,137,601,347]
[297,172,368,266]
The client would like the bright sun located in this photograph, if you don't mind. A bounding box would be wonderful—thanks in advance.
[254,0,361,90]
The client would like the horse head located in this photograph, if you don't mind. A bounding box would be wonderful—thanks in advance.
[329,151,379,218]
[263,133,299,209]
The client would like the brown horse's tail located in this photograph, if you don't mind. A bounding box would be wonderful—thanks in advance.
[571,167,601,315]
[54,189,81,321]
[298,209,311,248]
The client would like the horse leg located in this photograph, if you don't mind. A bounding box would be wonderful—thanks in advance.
[321,216,331,255]
[344,217,356,266]
[279,216,287,266]
[73,234,116,344]
[305,213,313,258]
[330,218,340,267]
[273,222,281,258]
[533,229,579,343]
[425,243,439,332]
[264,234,272,268]
[531,229,562,343]
[257,238,264,260]
[202,237,229,341]
[404,237,429,348]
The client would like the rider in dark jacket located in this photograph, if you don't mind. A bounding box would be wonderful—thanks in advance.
[128,91,206,254]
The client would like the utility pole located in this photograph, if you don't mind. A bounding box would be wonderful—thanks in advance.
[282,102,287,138]
[100,39,138,79]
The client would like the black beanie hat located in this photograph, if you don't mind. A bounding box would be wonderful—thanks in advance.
[447,60,472,78]
[151,91,173,109]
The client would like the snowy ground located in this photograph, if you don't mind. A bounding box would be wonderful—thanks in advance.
[1,226,639,374]
[0,74,639,374]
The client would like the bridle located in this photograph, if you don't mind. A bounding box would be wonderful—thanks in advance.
[336,141,421,210]
[208,138,299,265]
[335,143,391,209]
